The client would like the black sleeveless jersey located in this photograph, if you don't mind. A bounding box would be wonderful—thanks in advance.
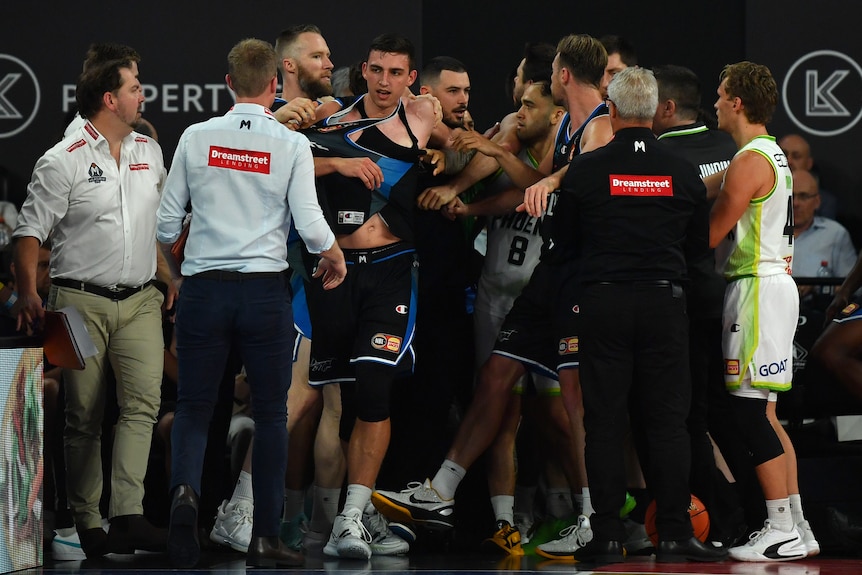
[301,95,423,241]
[543,103,610,262]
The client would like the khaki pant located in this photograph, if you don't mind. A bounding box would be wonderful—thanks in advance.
[49,284,164,529]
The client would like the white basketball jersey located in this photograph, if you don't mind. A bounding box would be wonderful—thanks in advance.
[475,148,544,317]
[715,135,794,279]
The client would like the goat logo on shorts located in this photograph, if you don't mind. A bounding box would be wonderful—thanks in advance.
[372,333,402,353]
[558,337,578,355]
[725,359,740,375]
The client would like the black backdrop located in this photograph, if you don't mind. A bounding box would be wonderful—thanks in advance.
[9,0,861,231]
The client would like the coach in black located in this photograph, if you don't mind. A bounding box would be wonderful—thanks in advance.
[552,66,726,564]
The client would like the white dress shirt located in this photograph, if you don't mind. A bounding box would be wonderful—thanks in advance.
[14,121,166,287]
[157,103,334,276]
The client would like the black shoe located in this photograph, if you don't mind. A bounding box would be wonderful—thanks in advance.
[246,536,304,568]
[78,526,107,559]
[105,514,167,554]
[168,484,200,568]
[656,537,728,562]
[571,539,625,564]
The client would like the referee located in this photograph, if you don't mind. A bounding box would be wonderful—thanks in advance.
[552,66,726,564]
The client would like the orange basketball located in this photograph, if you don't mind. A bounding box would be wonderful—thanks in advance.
[643,494,710,546]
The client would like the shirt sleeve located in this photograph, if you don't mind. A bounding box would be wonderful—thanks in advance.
[834,226,858,277]
[13,149,72,243]
[286,139,335,254]
[156,134,191,244]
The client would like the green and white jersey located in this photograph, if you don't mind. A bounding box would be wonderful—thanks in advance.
[715,135,794,280]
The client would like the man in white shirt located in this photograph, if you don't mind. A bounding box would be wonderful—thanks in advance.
[14,53,168,559]
[156,37,345,569]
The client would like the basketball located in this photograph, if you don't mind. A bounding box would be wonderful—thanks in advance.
[643,494,710,546]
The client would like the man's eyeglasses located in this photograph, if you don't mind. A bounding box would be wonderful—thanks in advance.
[793,192,819,201]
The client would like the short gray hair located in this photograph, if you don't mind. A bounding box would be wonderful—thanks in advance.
[607,66,657,121]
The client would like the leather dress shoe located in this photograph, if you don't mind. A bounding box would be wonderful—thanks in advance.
[571,539,625,564]
[168,484,200,568]
[247,536,304,568]
[657,536,728,562]
[78,526,107,559]
[106,514,167,554]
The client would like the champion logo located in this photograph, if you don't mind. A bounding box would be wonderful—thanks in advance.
[129,163,149,171]
[66,139,86,153]
[731,323,741,332]
[395,304,408,315]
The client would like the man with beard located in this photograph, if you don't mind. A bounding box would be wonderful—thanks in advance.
[383,57,476,501]
[273,23,385,552]
[13,53,170,559]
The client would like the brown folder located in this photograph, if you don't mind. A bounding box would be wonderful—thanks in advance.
[43,310,85,370]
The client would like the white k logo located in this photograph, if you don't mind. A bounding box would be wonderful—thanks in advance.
[806,70,850,117]
[0,73,23,119]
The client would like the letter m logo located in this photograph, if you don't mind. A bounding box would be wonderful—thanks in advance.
[634,141,646,152]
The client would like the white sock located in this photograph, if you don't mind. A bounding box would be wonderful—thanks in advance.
[581,487,595,517]
[310,486,341,532]
[789,493,806,525]
[431,459,465,500]
[343,484,372,514]
[545,487,574,519]
[766,497,794,532]
[283,488,305,520]
[573,493,584,516]
[230,470,254,505]
[490,495,515,525]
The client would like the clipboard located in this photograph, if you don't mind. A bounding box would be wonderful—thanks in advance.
[43,310,86,369]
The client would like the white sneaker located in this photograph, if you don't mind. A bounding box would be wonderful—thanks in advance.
[324,507,372,559]
[209,499,254,553]
[52,527,87,561]
[372,480,455,530]
[535,514,594,560]
[796,520,820,557]
[729,520,807,562]
[362,502,409,556]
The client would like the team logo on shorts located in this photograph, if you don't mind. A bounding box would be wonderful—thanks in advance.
[725,359,740,376]
[558,337,578,355]
[841,302,859,316]
[395,304,408,315]
[372,333,402,353]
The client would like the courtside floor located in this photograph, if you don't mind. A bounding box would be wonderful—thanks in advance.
[28,547,861,575]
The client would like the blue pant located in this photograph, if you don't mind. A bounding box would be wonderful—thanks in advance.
[171,273,293,536]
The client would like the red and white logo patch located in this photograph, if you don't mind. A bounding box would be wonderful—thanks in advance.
[725,359,740,376]
[372,333,402,353]
[395,304,408,315]
[129,163,149,171]
[558,337,579,355]
[66,139,86,153]
[609,174,673,196]
[208,146,271,174]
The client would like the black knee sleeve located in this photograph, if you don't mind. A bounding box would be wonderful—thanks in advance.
[338,363,395,441]
[730,395,784,466]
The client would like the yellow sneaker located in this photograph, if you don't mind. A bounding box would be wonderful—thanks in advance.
[482,520,524,556]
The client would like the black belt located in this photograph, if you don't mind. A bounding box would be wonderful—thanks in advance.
[194,270,285,281]
[54,278,154,301]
